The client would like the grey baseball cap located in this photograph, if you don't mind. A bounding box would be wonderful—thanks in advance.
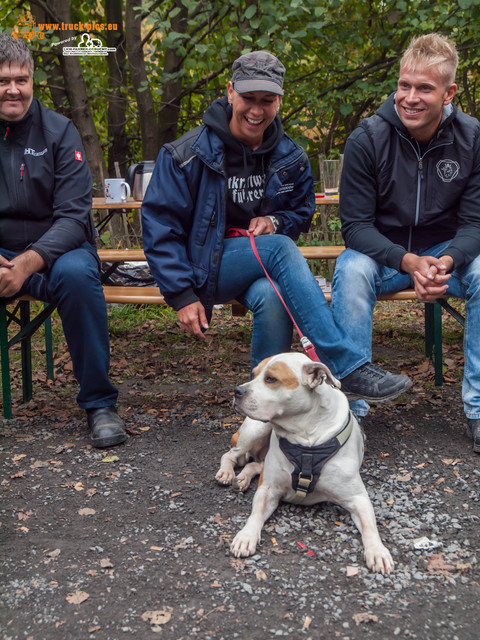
[232,51,285,95]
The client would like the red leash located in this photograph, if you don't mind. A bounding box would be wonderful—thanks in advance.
[248,232,321,362]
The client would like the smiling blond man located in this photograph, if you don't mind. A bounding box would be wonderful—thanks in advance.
[331,34,480,453]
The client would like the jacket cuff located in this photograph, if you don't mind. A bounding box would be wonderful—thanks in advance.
[27,244,51,271]
[167,288,200,311]
[442,247,464,271]
[386,245,407,272]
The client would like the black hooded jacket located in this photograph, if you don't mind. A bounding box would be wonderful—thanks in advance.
[340,93,480,271]
[0,98,94,269]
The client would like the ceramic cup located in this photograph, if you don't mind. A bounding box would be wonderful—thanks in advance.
[104,178,131,203]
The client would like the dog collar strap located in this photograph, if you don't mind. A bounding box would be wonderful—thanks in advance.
[280,411,355,504]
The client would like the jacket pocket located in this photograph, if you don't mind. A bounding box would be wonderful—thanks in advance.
[192,192,217,246]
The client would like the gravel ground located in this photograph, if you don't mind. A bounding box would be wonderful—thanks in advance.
[1,374,479,640]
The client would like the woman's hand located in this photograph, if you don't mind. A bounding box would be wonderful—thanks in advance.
[177,301,209,340]
[248,216,275,236]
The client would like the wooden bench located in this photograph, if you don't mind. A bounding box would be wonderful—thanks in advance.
[0,246,464,418]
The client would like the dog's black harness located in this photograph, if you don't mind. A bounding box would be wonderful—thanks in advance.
[279,411,355,504]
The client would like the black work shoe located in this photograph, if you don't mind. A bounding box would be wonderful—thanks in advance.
[340,362,412,403]
[465,419,480,454]
[86,406,127,448]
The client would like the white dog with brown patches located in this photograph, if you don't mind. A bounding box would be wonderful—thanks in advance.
[216,352,394,574]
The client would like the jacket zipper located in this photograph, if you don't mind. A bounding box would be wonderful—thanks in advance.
[397,129,452,252]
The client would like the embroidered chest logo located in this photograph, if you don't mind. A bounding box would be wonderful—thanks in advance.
[24,147,47,157]
[436,159,460,182]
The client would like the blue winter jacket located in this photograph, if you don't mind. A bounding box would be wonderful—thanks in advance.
[142,122,315,314]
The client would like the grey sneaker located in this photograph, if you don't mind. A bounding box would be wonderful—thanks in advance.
[340,362,412,403]
[465,419,480,454]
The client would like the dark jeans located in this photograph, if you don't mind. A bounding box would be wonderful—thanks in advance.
[1,243,118,409]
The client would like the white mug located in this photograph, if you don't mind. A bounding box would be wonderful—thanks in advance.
[104,178,131,203]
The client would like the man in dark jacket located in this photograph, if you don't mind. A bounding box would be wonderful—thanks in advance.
[142,51,412,404]
[0,33,126,448]
[331,34,480,453]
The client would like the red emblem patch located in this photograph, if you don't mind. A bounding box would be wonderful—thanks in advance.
[75,150,83,161]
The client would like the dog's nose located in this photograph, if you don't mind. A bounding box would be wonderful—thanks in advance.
[234,386,247,399]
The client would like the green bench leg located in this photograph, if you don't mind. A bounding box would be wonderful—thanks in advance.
[0,303,13,419]
[44,305,54,381]
[424,302,443,386]
[20,301,34,405]
[1,300,55,418]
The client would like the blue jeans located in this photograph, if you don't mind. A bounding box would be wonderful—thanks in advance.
[1,243,118,409]
[331,242,480,418]
[214,235,367,376]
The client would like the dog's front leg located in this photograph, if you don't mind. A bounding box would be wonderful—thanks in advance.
[347,493,394,574]
[230,484,282,557]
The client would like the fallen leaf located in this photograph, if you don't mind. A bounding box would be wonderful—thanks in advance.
[12,454,27,463]
[353,612,379,625]
[31,460,49,469]
[46,549,61,558]
[11,470,27,478]
[141,608,173,631]
[303,616,312,629]
[101,455,119,463]
[427,554,455,571]
[100,558,114,569]
[78,508,96,516]
[66,590,90,604]
[74,482,84,491]
[256,569,267,581]
[346,566,359,577]
[396,472,412,482]
[88,626,101,633]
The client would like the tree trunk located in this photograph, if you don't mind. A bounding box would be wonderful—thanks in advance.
[125,0,158,160]
[105,0,129,177]
[156,2,188,147]
[30,0,107,196]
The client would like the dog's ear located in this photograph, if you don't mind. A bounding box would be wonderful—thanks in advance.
[302,362,341,389]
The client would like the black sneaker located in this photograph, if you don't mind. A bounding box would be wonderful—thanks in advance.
[465,419,480,454]
[340,362,412,403]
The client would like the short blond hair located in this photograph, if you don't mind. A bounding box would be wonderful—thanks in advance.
[400,33,458,87]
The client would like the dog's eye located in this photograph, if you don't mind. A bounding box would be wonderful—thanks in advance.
[265,376,277,384]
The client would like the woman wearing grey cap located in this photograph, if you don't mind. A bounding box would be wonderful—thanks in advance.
[141,51,411,402]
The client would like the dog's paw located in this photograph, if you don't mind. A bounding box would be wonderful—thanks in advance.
[215,467,235,485]
[232,473,251,493]
[230,529,260,557]
[365,544,395,574]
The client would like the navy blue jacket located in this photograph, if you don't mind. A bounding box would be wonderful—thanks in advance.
[142,122,315,313]
[0,98,94,269]
[340,93,480,271]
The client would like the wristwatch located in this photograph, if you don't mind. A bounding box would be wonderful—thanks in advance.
[267,215,280,234]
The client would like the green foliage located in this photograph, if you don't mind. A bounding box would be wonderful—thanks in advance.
[1,0,479,177]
